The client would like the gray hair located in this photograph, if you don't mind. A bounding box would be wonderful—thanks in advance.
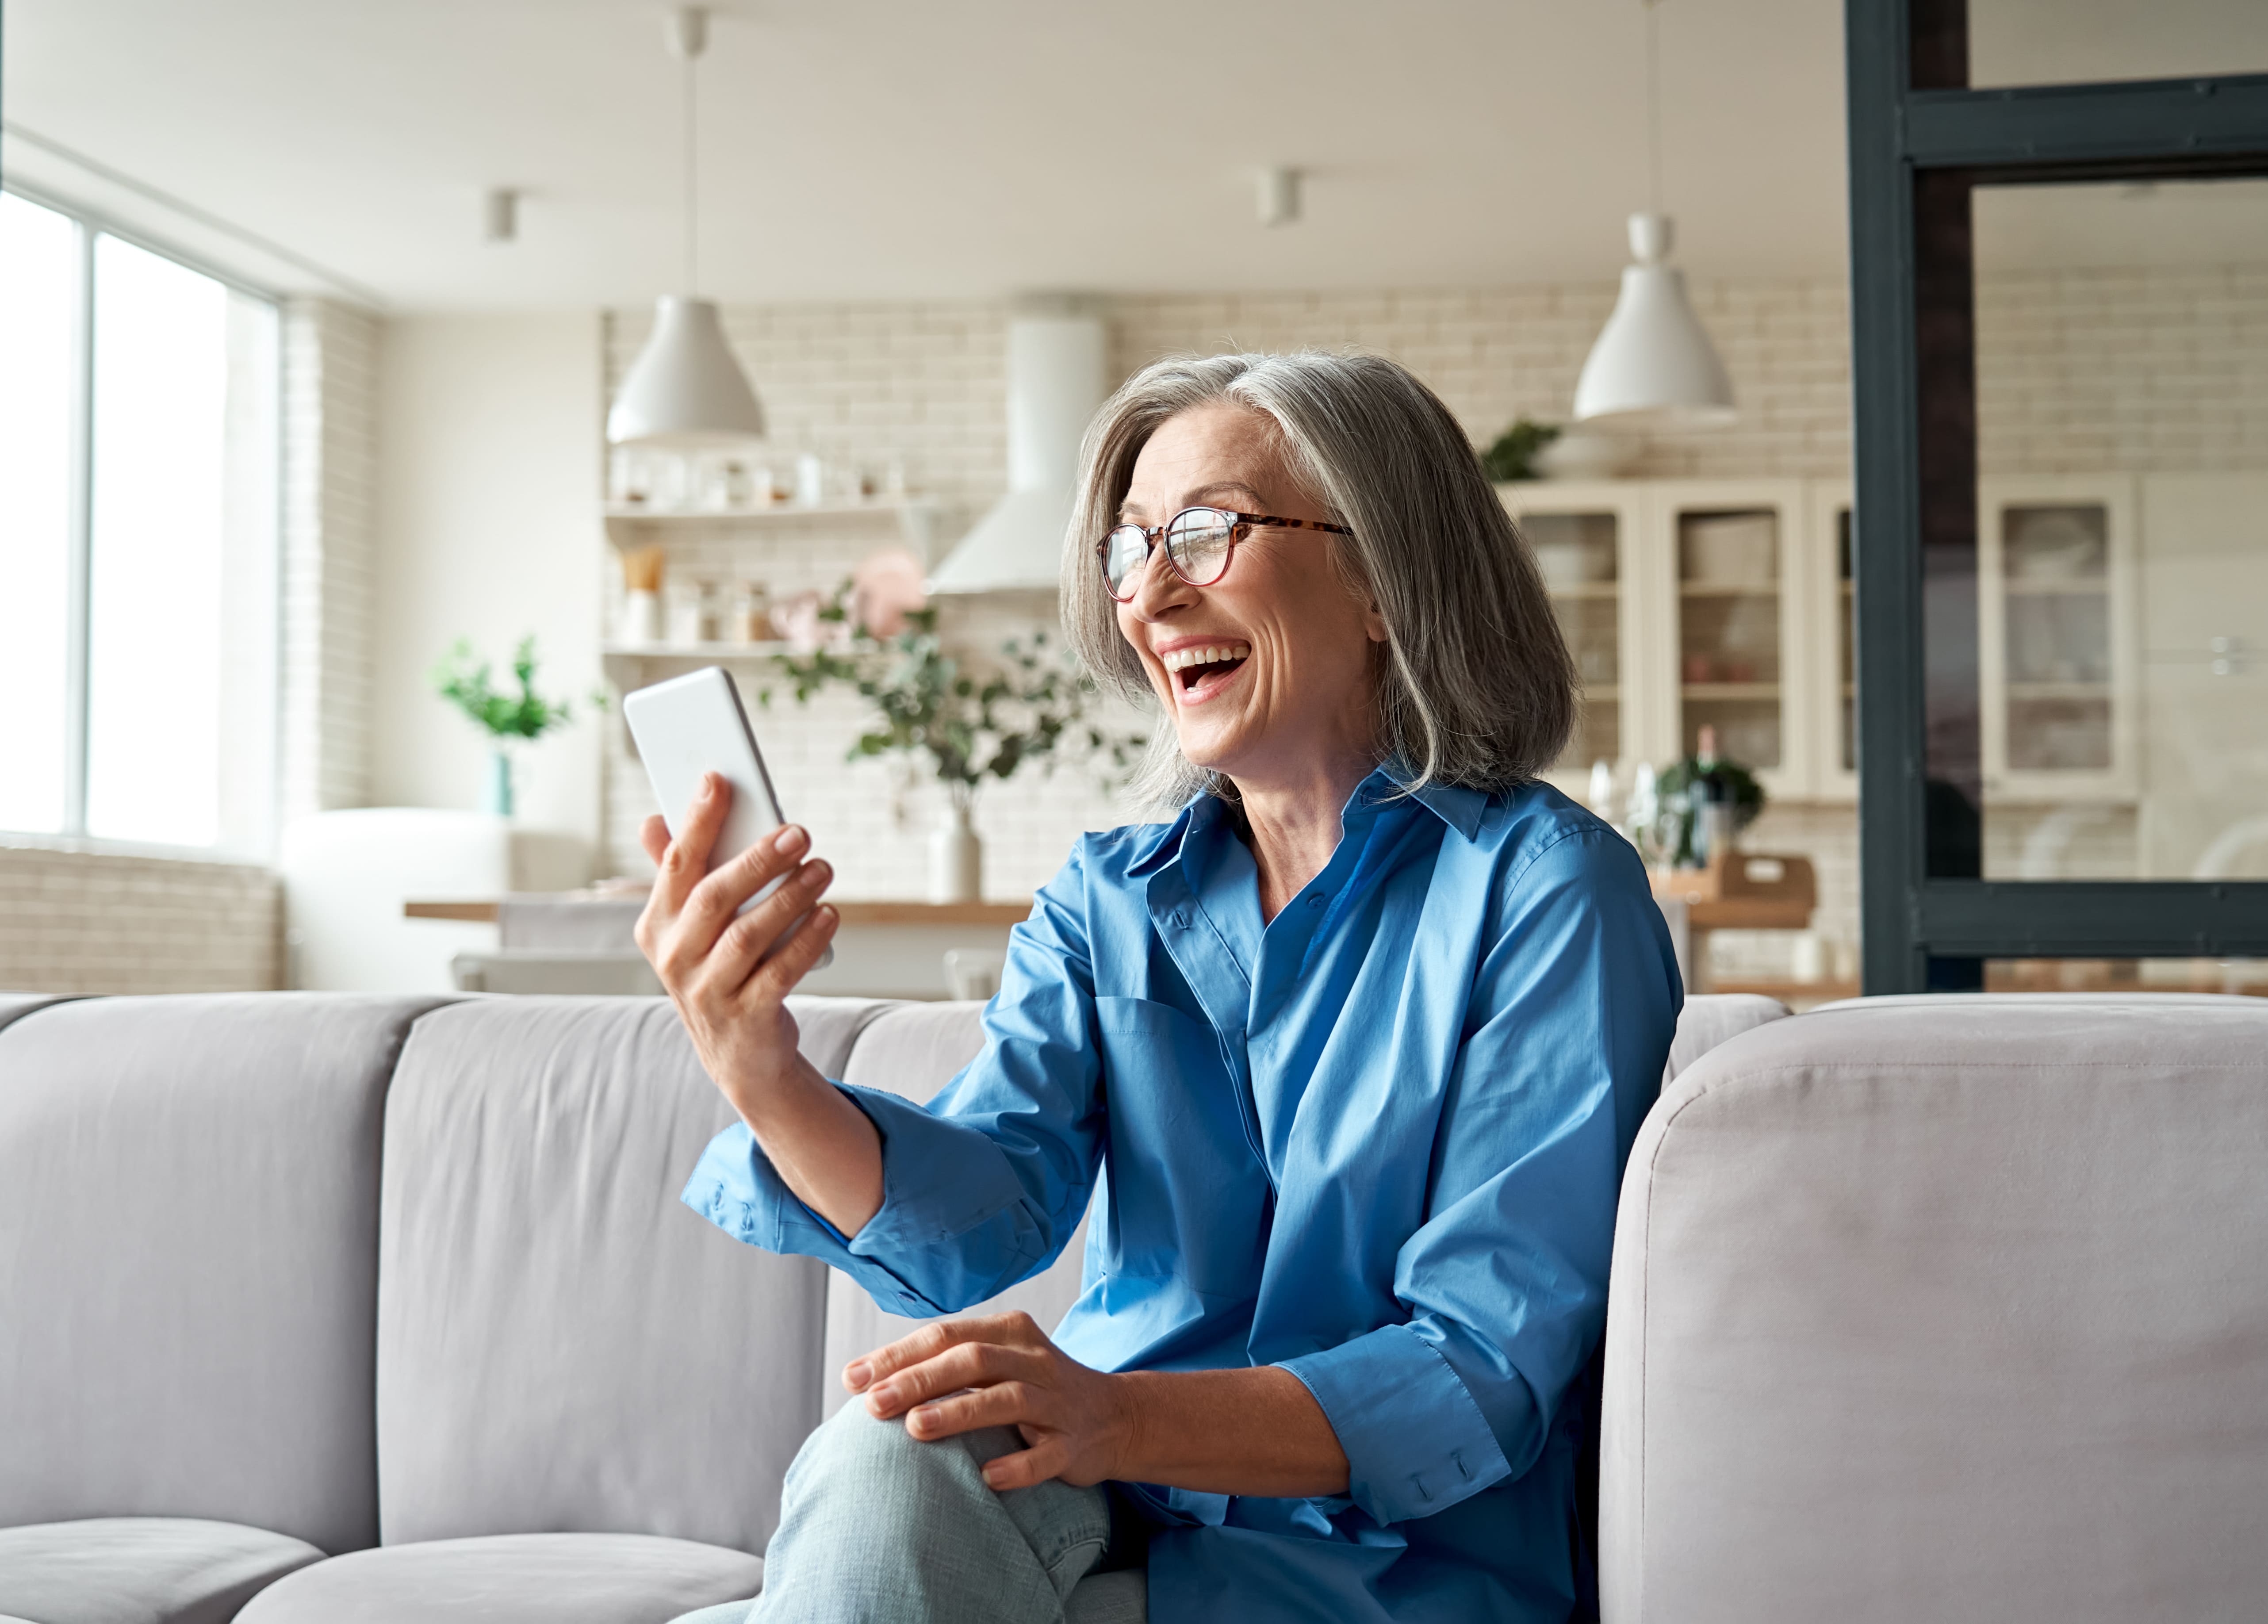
[1060,350,1576,811]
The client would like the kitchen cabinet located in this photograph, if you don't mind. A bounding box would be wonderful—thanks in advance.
[1501,479,1818,802]
[1503,474,2154,810]
[1978,475,2140,803]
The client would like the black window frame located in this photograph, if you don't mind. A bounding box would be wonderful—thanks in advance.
[1845,0,2268,992]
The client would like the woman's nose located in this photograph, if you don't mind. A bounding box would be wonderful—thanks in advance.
[1126,547,1200,618]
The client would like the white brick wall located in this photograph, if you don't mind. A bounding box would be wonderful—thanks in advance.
[281,296,381,819]
[1978,265,2268,474]
[0,843,280,995]
[598,268,2268,909]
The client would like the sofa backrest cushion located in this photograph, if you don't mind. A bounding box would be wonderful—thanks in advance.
[815,992,1784,1415]
[0,992,447,1554]
[0,992,74,1036]
[374,995,890,1555]
[1601,995,2268,1624]
[819,1001,1095,1413]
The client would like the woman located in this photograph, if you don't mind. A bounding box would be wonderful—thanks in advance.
[644,352,1681,1624]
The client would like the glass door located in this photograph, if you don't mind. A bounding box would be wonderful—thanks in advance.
[1845,0,2268,990]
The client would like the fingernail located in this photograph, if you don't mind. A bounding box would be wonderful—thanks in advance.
[981,1463,1005,1489]
[816,904,839,930]
[908,1406,936,1435]
[774,824,808,854]
[805,860,832,887]
[699,774,721,800]
[844,1360,871,1390]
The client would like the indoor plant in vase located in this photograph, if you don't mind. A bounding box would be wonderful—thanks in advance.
[766,581,1141,903]
[431,636,593,817]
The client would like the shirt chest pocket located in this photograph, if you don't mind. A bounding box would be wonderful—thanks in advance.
[1092,995,1270,1298]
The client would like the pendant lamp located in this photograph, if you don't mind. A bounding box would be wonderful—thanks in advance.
[608,7,766,448]
[1572,0,1735,426]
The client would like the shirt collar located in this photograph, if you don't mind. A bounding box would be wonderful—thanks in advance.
[1127,765,1489,878]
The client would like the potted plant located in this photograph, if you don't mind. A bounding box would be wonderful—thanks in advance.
[765,586,1142,903]
[430,636,593,818]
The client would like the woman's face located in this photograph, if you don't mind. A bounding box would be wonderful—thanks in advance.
[1114,403,1388,788]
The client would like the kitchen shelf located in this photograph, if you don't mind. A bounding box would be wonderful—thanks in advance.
[1679,581,1780,598]
[1545,582,1621,600]
[603,496,939,552]
[605,497,931,523]
[2004,576,2110,595]
[1682,682,1781,700]
[2005,681,2113,700]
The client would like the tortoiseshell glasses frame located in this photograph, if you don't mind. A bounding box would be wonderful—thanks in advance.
[1096,507,1355,603]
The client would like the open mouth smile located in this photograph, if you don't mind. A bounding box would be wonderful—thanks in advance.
[1161,640,1251,705]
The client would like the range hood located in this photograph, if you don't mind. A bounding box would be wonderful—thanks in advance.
[926,304,1109,595]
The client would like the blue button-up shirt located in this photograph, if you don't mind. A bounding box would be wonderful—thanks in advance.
[685,770,1681,1622]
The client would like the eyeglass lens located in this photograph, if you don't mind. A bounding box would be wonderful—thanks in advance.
[1102,509,1237,598]
[1165,509,1235,586]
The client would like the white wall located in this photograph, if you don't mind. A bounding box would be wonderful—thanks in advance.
[371,314,606,858]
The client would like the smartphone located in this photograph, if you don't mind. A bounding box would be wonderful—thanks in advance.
[621,665,833,970]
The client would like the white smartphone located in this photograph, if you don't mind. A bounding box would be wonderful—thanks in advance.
[621,665,833,970]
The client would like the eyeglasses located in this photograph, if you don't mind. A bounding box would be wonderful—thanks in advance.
[1096,507,1354,602]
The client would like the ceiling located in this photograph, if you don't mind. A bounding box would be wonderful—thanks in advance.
[3,0,2263,312]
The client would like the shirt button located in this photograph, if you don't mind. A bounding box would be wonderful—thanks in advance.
[1306,894,1324,907]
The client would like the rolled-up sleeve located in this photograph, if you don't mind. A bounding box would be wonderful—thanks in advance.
[1279,827,1680,1525]
[681,841,1108,1317]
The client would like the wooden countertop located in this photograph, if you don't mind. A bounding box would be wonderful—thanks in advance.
[406,898,1031,927]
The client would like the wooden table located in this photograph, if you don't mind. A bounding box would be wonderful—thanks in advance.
[405,896,1034,999]
[1650,853,1818,995]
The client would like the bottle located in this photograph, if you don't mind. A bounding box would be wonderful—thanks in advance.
[1692,724,1734,866]
[1587,759,1617,823]
[1625,761,1659,864]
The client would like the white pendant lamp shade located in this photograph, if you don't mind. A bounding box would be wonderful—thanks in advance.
[607,295,766,447]
[607,10,766,448]
[1573,213,1735,425]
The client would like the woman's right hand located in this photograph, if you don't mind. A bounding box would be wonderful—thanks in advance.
[634,773,842,1129]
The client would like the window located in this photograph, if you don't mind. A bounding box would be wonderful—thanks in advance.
[0,190,280,853]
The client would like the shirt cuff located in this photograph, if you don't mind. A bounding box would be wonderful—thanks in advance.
[677,1082,1046,1316]
[1279,1322,1514,1525]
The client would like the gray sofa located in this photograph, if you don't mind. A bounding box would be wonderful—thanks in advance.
[5,987,2259,1623]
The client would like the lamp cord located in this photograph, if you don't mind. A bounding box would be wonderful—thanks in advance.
[683,46,699,294]
[1644,0,1664,217]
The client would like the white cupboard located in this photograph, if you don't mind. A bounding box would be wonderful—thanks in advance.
[1500,474,2151,808]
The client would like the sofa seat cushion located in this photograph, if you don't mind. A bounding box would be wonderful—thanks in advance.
[231,1533,762,1624]
[0,1516,325,1624]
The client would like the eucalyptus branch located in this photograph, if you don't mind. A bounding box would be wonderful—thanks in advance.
[762,582,1144,802]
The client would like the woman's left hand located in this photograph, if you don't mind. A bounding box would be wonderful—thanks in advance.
[845,1311,1136,1490]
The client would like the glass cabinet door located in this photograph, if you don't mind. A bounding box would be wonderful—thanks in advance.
[1806,484,1859,801]
[1526,510,1622,770]
[1978,478,2138,803]
[1675,506,1784,770]
[1500,484,1659,803]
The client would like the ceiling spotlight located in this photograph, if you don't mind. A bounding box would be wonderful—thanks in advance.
[1257,167,1302,228]
[484,188,519,244]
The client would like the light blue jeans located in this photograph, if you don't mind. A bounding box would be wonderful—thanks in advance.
[670,1402,1146,1624]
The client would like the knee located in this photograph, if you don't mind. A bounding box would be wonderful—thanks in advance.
[785,1400,1015,1505]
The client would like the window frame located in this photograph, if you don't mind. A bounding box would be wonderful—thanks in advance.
[2,179,287,860]
[1844,2,2268,992]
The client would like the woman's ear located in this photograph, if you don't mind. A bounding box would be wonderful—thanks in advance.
[1360,590,1390,645]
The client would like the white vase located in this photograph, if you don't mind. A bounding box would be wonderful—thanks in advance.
[619,588,662,645]
[928,801,981,904]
